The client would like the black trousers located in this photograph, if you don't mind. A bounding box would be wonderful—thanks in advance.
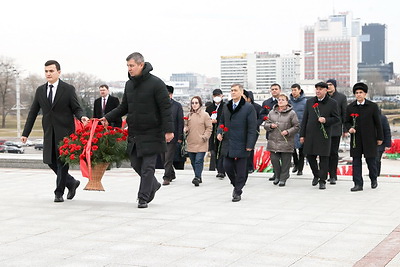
[161,142,176,181]
[328,136,341,179]
[129,145,158,202]
[49,132,76,197]
[209,150,225,174]
[352,156,377,187]
[223,157,248,196]
[376,150,384,176]
[292,147,305,172]
[307,155,329,183]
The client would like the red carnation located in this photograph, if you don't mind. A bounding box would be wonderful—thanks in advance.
[223,127,229,132]
[92,145,99,151]
[69,154,75,160]
[263,116,269,121]
[264,105,270,109]
[92,138,99,144]
[183,116,189,120]
[96,133,103,139]
[312,103,319,108]
[212,111,217,114]
[219,124,225,129]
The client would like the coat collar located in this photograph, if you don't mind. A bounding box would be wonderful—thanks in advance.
[227,97,245,114]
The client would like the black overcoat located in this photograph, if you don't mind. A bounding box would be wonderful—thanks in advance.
[329,90,347,137]
[344,99,383,158]
[300,96,340,156]
[105,62,173,157]
[22,80,84,164]
[217,98,257,158]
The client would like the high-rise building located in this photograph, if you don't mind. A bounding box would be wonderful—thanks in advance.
[361,23,386,64]
[220,52,297,94]
[301,12,360,88]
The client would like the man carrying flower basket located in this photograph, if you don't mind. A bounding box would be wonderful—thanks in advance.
[101,52,174,208]
[300,82,340,190]
[21,60,89,203]
[345,82,383,192]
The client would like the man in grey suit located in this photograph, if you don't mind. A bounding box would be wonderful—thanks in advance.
[21,60,89,202]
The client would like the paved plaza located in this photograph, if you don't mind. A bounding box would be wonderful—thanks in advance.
[1,156,400,266]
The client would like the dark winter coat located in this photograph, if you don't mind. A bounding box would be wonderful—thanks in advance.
[93,95,122,127]
[264,104,299,153]
[300,96,340,156]
[22,80,85,164]
[378,114,391,152]
[344,99,383,158]
[206,101,225,151]
[218,98,257,158]
[289,92,307,149]
[328,90,347,137]
[105,62,173,157]
[170,98,184,144]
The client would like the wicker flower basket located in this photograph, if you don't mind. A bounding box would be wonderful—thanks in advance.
[83,162,110,191]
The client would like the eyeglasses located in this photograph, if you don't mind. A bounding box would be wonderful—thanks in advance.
[191,102,199,104]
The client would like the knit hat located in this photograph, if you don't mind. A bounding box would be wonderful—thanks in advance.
[352,82,368,94]
[326,79,337,88]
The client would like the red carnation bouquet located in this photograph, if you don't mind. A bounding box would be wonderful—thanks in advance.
[217,124,229,159]
[58,119,128,169]
[312,103,328,139]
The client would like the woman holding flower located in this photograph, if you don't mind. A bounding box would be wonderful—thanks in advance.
[184,96,212,186]
[264,94,299,186]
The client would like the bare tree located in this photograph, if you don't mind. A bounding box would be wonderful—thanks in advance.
[0,58,19,128]
[61,72,104,117]
[20,74,43,116]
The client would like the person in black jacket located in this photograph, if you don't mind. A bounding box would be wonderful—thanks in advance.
[345,82,383,192]
[103,52,174,208]
[93,84,122,127]
[376,111,391,176]
[243,90,262,173]
[21,60,89,202]
[326,79,347,184]
[161,85,184,185]
[205,89,226,178]
[217,84,257,202]
[300,82,340,190]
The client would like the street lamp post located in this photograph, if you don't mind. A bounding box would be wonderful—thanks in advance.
[15,72,21,137]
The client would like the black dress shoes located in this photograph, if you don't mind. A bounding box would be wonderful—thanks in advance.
[138,199,148,208]
[162,180,170,186]
[192,178,200,186]
[268,177,275,181]
[54,196,64,202]
[292,166,298,173]
[319,183,326,190]
[297,171,303,176]
[273,179,279,185]
[67,180,80,200]
[148,182,161,203]
[330,178,336,185]
[350,185,363,192]
[279,181,286,187]
[232,192,241,202]
[312,177,319,186]
[371,181,378,189]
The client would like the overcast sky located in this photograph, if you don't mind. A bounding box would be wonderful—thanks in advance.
[1,0,398,82]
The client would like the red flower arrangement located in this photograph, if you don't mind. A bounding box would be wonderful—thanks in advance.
[217,124,229,159]
[312,102,328,139]
[350,113,359,148]
[58,119,128,168]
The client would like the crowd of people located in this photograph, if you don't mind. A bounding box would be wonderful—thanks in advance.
[20,52,392,208]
